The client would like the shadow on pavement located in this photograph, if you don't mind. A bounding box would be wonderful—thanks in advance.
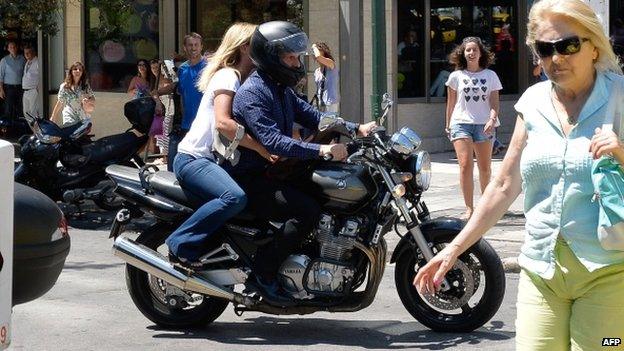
[148,316,514,349]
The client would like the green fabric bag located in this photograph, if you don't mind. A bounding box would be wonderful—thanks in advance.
[592,156,624,250]
[591,78,624,251]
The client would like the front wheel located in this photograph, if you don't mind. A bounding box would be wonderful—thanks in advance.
[395,237,505,332]
[126,224,229,328]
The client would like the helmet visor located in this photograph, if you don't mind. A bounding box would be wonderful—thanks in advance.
[270,31,309,56]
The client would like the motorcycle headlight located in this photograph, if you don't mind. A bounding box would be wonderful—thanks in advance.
[411,151,431,191]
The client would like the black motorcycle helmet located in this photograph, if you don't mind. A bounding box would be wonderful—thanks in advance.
[250,21,308,87]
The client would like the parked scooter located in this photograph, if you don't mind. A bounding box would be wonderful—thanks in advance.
[14,97,155,210]
[107,94,506,332]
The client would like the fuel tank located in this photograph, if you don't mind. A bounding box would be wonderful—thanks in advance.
[310,163,377,213]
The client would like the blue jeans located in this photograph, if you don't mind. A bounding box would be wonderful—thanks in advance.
[165,152,247,261]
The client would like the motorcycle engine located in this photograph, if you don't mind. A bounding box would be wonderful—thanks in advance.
[278,213,360,299]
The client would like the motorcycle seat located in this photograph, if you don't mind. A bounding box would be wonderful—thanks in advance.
[150,170,256,222]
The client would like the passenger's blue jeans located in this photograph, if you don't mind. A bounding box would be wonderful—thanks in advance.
[165,152,247,261]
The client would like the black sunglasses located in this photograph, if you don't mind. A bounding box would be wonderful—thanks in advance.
[534,36,589,58]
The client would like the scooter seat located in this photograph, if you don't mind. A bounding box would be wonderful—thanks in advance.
[149,171,256,222]
[82,132,146,164]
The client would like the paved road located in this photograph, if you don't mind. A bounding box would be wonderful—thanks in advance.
[10,151,525,350]
[10,219,519,351]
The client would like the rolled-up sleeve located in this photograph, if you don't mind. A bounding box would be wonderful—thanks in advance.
[238,89,320,159]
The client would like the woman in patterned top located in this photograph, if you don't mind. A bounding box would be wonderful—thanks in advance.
[49,61,95,126]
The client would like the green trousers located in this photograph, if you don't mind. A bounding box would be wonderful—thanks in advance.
[516,238,624,350]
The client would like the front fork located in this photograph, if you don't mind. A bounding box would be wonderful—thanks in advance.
[377,165,451,291]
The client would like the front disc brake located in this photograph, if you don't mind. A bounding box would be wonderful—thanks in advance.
[421,258,475,310]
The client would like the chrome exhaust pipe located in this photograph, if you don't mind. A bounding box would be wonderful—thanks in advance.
[113,236,236,301]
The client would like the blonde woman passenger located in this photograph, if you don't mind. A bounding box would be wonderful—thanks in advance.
[165,23,274,268]
[415,1,624,349]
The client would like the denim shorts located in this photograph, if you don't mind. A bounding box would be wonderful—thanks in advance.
[449,123,493,143]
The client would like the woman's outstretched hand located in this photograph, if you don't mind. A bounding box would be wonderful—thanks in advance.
[413,243,461,295]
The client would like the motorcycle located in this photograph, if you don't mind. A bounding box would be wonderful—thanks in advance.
[107,94,505,332]
[14,97,156,211]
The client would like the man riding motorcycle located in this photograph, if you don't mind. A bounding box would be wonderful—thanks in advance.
[225,21,376,300]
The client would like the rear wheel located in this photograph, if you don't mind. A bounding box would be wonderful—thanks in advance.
[126,224,229,328]
[395,236,505,332]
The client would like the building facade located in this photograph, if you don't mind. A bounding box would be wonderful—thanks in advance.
[1,0,619,151]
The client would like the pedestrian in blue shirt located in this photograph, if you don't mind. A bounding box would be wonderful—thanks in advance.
[157,32,206,170]
[0,40,26,124]
[227,21,377,302]
[415,1,624,349]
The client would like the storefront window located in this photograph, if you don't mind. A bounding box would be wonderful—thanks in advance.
[398,1,518,99]
[84,0,159,92]
[191,0,304,53]
[610,0,624,66]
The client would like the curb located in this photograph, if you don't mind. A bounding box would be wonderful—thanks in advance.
[502,256,521,273]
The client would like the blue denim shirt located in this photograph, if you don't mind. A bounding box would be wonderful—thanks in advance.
[229,70,357,176]
[516,71,624,279]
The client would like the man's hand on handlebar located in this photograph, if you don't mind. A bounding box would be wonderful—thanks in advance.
[319,143,348,161]
[358,121,378,137]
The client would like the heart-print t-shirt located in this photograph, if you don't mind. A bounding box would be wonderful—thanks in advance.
[445,69,502,125]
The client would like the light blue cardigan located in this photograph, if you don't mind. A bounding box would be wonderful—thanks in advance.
[516,71,624,279]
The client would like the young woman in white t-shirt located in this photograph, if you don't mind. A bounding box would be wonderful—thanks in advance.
[166,23,273,268]
[445,37,502,220]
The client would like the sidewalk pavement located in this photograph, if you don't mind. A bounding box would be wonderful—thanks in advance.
[387,150,523,273]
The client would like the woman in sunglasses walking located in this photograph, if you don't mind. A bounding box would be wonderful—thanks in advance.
[444,36,502,220]
[415,1,624,349]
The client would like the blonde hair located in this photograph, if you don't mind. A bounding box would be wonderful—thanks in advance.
[196,22,257,92]
[527,0,621,74]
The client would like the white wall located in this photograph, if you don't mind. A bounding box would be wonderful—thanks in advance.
[0,140,14,349]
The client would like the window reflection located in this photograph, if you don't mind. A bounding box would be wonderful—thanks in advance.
[193,0,303,53]
[85,0,159,92]
[610,1,624,68]
[397,1,518,98]
[397,3,424,97]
